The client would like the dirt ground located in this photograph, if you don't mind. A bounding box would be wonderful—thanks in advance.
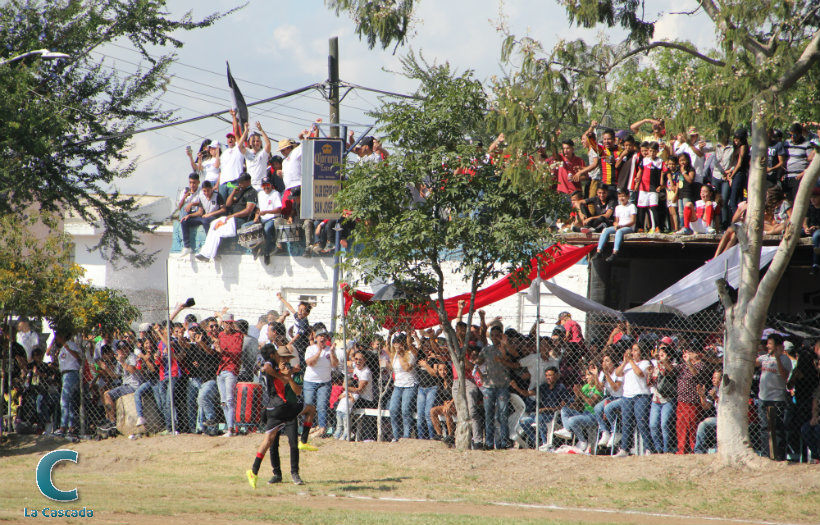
[1,433,817,525]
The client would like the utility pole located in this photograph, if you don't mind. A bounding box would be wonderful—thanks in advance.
[328,36,340,138]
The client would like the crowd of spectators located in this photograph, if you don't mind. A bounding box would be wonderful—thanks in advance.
[549,119,819,268]
[3,302,818,463]
[176,113,386,264]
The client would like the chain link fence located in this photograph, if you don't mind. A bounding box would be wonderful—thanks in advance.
[2,304,818,463]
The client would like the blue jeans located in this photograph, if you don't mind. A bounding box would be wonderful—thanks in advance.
[728,171,747,218]
[134,379,158,418]
[156,377,178,431]
[695,416,717,453]
[217,370,237,431]
[416,385,439,440]
[483,386,510,447]
[562,407,597,444]
[812,230,820,266]
[519,410,557,447]
[188,377,218,431]
[59,370,80,430]
[620,394,653,453]
[711,176,731,228]
[594,396,623,433]
[756,399,787,460]
[181,217,213,249]
[649,400,677,453]
[389,385,418,439]
[262,219,277,254]
[303,380,331,429]
[597,226,633,253]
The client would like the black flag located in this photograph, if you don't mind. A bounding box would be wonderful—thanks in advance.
[227,62,248,134]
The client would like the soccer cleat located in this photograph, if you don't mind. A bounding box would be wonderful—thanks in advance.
[268,474,282,484]
[298,442,318,451]
[246,470,258,489]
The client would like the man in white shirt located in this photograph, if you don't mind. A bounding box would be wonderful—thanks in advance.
[755,333,793,460]
[240,121,272,191]
[177,173,201,220]
[278,139,302,191]
[50,330,82,436]
[219,110,247,202]
[674,127,707,183]
[16,319,40,362]
[255,176,283,265]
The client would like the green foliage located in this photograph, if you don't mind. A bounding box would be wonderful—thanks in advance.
[0,0,237,265]
[325,0,415,51]
[0,211,139,335]
[336,55,563,337]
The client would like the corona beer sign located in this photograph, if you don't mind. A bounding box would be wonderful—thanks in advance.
[301,138,343,220]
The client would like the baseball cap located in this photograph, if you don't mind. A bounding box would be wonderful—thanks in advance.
[314,327,330,338]
[660,336,674,345]
[223,313,235,322]
[238,172,251,182]
[210,140,221,148]
[226,132,236,139]
[615,130,629,140]
[138,322,151,332]
[261,176,273,186]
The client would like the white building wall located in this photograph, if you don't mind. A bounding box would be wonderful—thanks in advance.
[166,255,589,334]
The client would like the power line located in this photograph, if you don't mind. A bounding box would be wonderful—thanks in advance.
[68,82,324,147]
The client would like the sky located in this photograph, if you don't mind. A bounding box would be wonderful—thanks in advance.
[106,0,717,202]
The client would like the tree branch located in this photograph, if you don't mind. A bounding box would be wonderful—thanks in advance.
[716,278,735,313]
[750,154,820,316]
[770,29,820,95]
[609,41,726,71]
[697,0,772,58]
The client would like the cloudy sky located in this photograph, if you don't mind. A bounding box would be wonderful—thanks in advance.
[107,0,716,201]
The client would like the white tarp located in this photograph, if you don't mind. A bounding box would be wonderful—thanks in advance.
[531,244,778,317]
[644,244,778,315]
[540,280,625,319]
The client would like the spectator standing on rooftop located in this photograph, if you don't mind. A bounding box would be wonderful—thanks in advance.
[804,188,820,276]
[783,123,816,203]
[725,129,750,219]
[586,123,620,193]
[549,139,587,199]
[766,129,787,187]
[674,127,708,186]
[630,117,670,158]
[219,110,246,202]
[241,121,272,192]
[708,129,734,229]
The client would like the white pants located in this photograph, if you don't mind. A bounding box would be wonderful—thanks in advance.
[198,217,237,259]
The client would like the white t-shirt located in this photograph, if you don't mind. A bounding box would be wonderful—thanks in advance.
[518,353,558,391]
[304,344,333,383]
[58,341,82,372]
[17,331,40,361]
[358,152,382,164]
[675,142,705,183]
[587,147,601,181]
[244,148,270,191]
[614,203,637,228]
[199,191,221,215]
[392,352,417,388]
[220,146,244,185]
[598,370,623,397]
[282,146,303,189]
[756,354,792,402]
[202,157,220,186]
[256,189,282,222]
[178,187,201,213]
[353,365,373,402]
[622,360,652,397]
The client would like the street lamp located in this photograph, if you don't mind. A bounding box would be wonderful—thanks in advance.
[0,48,70,66]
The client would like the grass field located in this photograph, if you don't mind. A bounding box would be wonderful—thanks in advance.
[1,433,817,525]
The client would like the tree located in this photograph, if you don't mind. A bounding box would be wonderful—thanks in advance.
[333,1,820,464]
[0,0,237,264]
[335,54,564,450]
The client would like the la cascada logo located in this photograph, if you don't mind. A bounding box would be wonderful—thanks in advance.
[36,449,79,501]
[25,450,94,518]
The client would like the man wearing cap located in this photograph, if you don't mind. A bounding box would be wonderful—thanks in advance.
[196,172,257,261]
[255,175,283,265]
[219,109,247,202]
[356,136,388,163]
[216,313,244,437]
[674,127,708,184]
[179,180,225,256]
[239,121,272,192]
[246,344,306,488]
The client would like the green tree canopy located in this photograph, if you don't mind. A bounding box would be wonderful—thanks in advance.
[0,0,237,264]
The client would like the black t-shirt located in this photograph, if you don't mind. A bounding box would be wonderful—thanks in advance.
[228,185,258,216]
[186,342,220,380]
[617,151,636,193]
[416,348,438,388]
[583,196,616,222]
[806,202,820,229]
